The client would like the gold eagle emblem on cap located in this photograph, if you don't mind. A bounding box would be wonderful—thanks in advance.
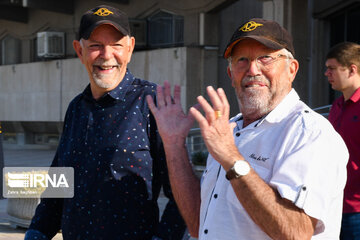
[239,21,263,32]
[93,8,114,17]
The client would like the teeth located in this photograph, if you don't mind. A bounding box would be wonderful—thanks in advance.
[100,66,113,70]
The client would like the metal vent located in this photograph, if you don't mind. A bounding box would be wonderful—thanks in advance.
[37,32,65,58]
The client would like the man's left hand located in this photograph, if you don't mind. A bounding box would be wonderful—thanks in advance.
[189,86,241,171]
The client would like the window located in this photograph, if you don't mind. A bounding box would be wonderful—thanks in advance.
[329,5,360,46]
[1,35,21,65]
[147,10,184,48]
[327,4,360,102]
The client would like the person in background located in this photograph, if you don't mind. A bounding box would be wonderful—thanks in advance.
[325,41,360,240]
[25,5,185,240]
[147,18,349,239]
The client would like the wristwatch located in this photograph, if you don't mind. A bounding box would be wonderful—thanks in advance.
[225,160,251,180]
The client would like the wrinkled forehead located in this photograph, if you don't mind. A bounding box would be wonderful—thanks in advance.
[89,24,125,38]
[230,39,285,57]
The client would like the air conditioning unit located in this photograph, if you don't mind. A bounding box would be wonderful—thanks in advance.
[37,31,65,58]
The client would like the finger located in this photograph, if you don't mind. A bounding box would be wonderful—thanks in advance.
[229,122,237,133]
[217,88,230,119]
[189,106,209,130]
[156,85,165,108]
[173,85,181,105]
[146,95,158,116]
[163,81,172,105]
[197,95,216,123]
[207,86,223,113]
[185,103,201,123]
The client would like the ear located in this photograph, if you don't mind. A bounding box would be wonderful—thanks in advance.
[349,64,358,77]
[126,36,135,63]
[73,40,85,64]
[288,59,299,83]
[227,66,235,87]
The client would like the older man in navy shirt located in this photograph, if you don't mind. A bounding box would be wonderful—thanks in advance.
[25,5,185,240]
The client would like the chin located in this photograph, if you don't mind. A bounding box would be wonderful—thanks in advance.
[94,78,118,89]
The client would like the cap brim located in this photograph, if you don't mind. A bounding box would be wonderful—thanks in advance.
[81,20,129,40]
[223,36,285,59]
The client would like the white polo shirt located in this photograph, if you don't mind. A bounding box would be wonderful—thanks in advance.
[198,89,348,239]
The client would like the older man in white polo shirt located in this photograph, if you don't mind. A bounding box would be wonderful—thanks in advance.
[147,18,348,239]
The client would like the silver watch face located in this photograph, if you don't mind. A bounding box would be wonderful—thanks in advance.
[234,160,250,176]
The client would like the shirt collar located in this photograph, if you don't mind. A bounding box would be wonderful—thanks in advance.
[83,69,135,102]
[349,87,360,103]
[263,88,299,124]
[232,89,299,130]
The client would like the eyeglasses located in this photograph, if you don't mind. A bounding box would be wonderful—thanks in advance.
[230,54,290,72]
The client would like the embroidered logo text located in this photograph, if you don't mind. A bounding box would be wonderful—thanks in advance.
[249,153,269,162]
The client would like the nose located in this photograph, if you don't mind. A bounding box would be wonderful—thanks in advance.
[100,45,114,60]
[246,59,262,76]
[324,68,330,77]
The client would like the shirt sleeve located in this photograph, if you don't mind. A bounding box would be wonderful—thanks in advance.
[149,111,186,240]
[269,118,348,233]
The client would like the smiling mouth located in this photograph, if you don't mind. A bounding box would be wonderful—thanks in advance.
[95,65,118,71]
[245,82,267,88]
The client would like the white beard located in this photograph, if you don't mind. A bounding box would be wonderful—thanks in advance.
[238,87,271,116]
[93,73,119,89]
[237,76,272,117]
[92,59,121,89]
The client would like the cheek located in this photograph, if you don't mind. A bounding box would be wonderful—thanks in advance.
[230,70,245,86]
[84,52,98,65]
[114,51,127,63]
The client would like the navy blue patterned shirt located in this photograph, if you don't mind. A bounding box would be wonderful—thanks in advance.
[27,70,185,240]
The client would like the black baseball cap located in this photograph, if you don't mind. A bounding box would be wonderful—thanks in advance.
[223,18,295,58]
[78,5,130,40]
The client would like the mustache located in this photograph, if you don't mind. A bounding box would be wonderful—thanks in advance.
[241,76,270,87]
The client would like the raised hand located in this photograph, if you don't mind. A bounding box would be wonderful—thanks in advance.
[146,81,196,145]
[189,86,240,171]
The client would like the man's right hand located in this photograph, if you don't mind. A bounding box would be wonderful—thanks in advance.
[147,81,202,237]
[146,81,196,145]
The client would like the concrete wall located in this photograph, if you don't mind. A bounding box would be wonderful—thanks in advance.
[0,59,88,122]
[0,47,189,124]
[129,47,188,108]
